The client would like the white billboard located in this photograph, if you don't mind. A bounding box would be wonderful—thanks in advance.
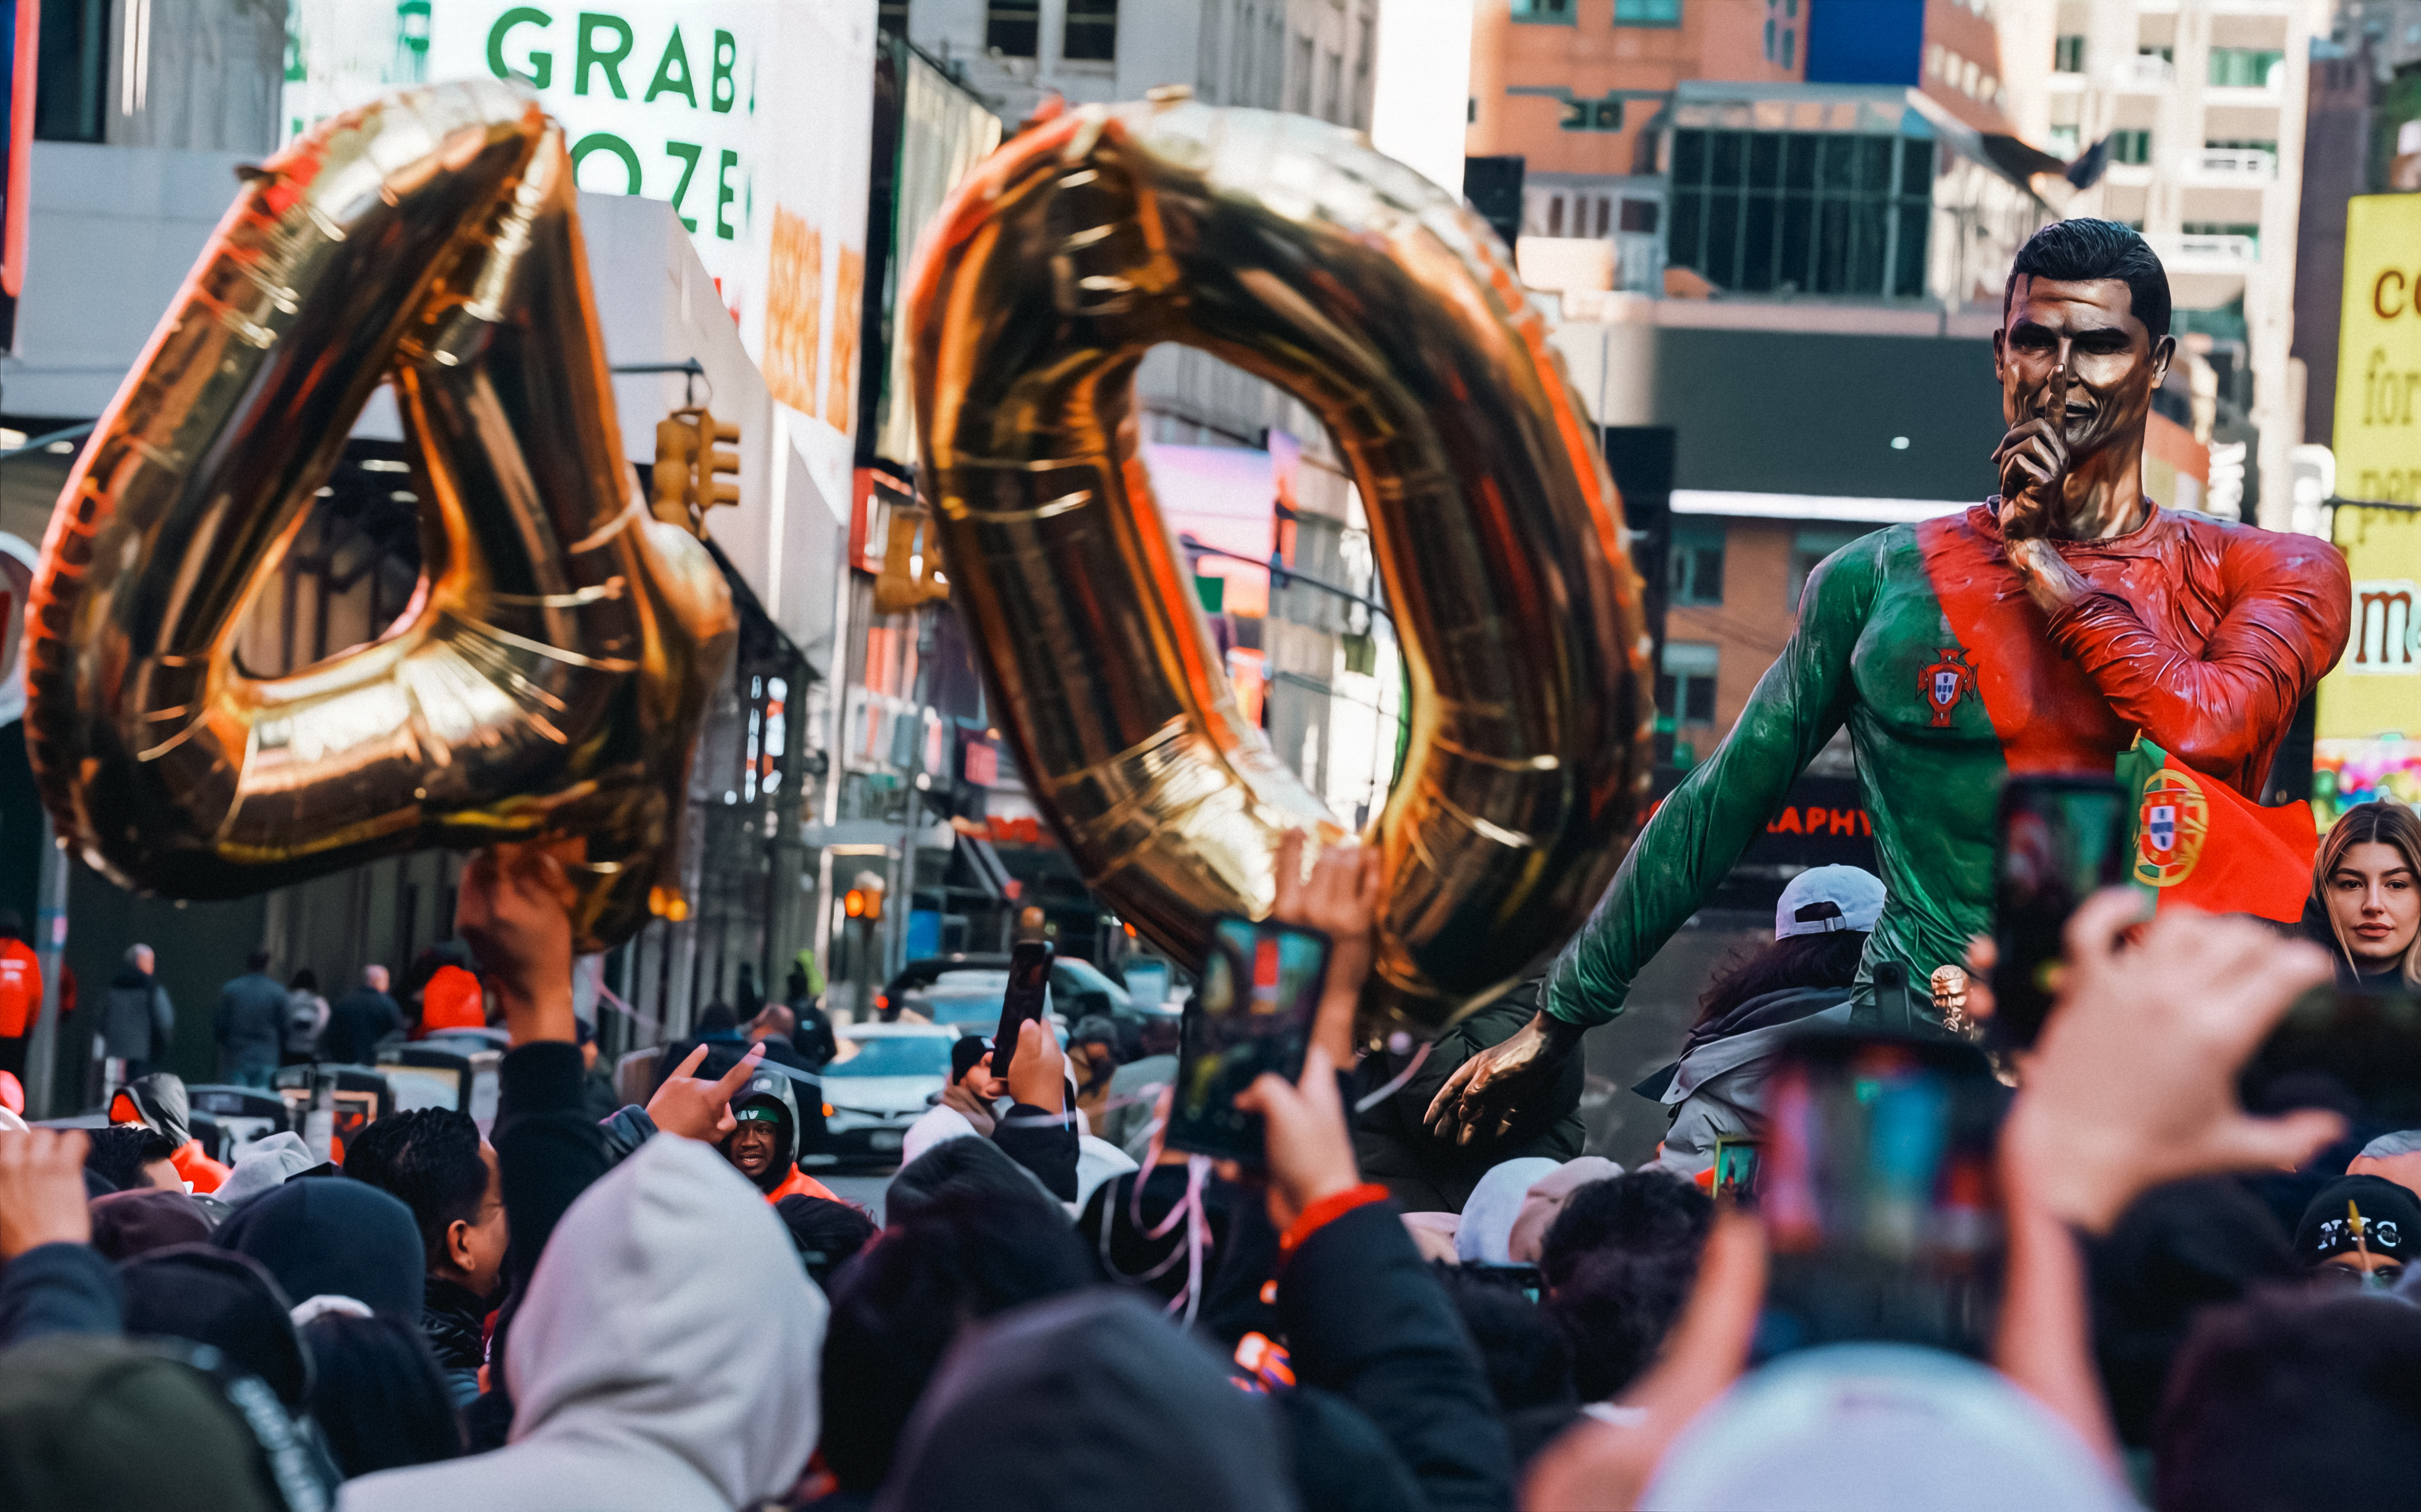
[289,1,877,519]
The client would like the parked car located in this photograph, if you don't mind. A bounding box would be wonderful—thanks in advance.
[810,1021,956,1167]
[879,952,1157,1032]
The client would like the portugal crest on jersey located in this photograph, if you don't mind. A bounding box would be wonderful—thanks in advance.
[1919,646,1977,727]
[2134,766,2211,887]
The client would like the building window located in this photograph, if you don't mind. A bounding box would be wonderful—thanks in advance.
[2111,129,2150,165]
[1620,198,1660,233]
[986,0,1039,57]
[1764,17,1775,59]
[1657,641,1720,725]
[1322,50,1342,122]
[1666,127,1934,298]
[2206,137,2279,155]
[1063,0,1118,60]
[2182,221,2262,256]
[1292,34,1314,112]
[2208,48,2284,88]
[1669,521,1725,606]
[1780,27,1794,69]
[1560,97,1624,132]
[2047,124,2079,159]
[34,0,110,142]
[2053,34,2085,73]
[1615,0,1682,25]
[1511,0,1574,23]
[1787,525,1863,612]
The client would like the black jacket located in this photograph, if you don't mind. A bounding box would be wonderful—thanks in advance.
[322,988,403,1066]
[422,1274,489,1405]
[789,998,838,1068]
[1278,1200,1515,1512]
[993,1101,1080,1202]
[0,1244,122,1350]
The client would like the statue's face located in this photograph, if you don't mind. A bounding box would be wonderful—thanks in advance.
[1993,275,2176,462]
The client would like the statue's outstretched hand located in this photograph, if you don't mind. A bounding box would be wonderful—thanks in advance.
[1423,1012,1577,1146]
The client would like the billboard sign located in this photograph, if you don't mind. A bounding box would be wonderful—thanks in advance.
[288,1,877,515]
[2334,194,2421,504]
[2313,502,2421,821]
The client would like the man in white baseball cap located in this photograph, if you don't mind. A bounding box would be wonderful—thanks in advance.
[1774,865,1888,940]
[1640,866,1888,1180]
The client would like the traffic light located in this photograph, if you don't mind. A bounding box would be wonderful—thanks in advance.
[845,869,886,922]
[650,405,741,536]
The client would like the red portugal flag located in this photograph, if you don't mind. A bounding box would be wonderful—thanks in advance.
[2118,739,2314,922]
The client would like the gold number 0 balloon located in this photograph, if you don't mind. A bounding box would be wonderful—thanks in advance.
[908,99,1652,1031]
[23,82,735,952]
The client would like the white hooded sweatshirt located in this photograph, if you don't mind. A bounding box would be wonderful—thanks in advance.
[342,1134,826,1511]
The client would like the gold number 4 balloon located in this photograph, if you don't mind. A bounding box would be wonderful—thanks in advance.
[23,82,735,953]
[908,99,1653,1032]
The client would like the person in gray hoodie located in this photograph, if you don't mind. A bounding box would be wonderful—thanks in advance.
[337,1134,825,1512]
[1638,866,1882,1179]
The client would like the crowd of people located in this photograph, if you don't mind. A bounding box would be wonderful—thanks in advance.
[0,795,2409,1510]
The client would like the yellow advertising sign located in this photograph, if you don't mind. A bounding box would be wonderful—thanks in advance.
[2336,194,2421,502]
[2313,503,2421,820]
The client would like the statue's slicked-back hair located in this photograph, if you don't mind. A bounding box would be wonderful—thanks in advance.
[2003,217,2172,339]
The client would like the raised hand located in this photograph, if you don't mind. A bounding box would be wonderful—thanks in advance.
[1005,1017,1067,1113]
[456,841,580,1044]
[0,1128,93,1258]
[1234,1046,1361,1232]
[1270,829,1384,1064]
[2004,889,2341,1232]
[1992,366,2070,539]
[646,1040,767,1143]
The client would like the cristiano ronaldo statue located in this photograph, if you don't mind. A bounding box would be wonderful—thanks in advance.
[1427,218,2352,1143]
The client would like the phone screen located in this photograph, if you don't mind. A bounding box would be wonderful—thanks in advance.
[1166,916,1332,1164]
[989,942,1055,1088]
[1712,1137,1761,1200]
[1757,1032,2007,1359]
[1990,775,2130,1049]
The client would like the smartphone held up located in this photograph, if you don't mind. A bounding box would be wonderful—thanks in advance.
[990,941,1054,1086]
[1990,774,2131,1050]
[1167,916,1333,1165]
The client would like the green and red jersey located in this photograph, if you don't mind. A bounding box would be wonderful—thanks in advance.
[1544,501,2350,1028]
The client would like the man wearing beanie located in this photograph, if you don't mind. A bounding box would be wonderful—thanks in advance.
[2295,1174,2421,1287]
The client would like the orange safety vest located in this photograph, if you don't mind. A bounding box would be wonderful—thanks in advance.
[418,965,486,1033]
[0,939,42,1039]
[764,1163,839,1205]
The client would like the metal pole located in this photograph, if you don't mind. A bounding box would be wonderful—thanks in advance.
[25,816,71,1119]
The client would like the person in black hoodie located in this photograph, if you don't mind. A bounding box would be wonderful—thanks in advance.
[2302,800,2420,992]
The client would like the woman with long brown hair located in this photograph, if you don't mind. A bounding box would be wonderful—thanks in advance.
[2305,802,2421,990]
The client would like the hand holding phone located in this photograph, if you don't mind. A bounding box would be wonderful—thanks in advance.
[989,941,1054,1088]
[1990,775,2130,1049]
[1168,916,1333,1164]
[1758,1031,2007,1358]
[1231,1044,1358,1230]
